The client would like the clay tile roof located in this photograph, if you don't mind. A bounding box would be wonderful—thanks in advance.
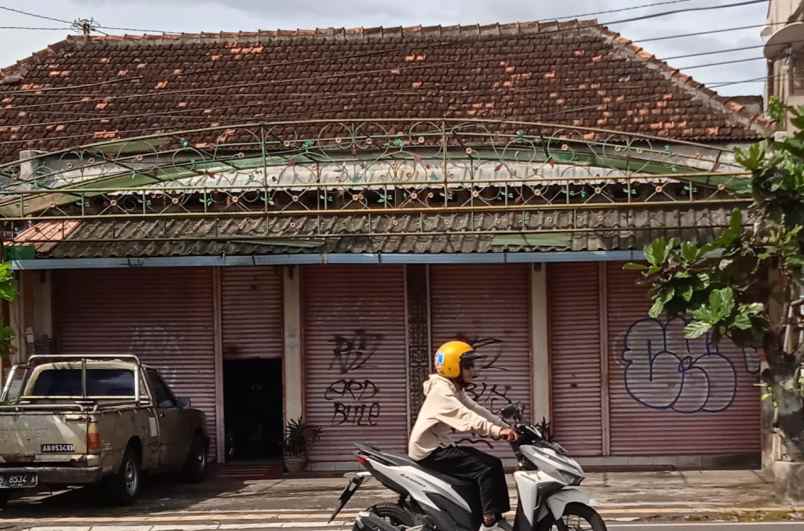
[0,19,770,164]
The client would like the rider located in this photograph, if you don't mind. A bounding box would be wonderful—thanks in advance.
[408,340,519,531]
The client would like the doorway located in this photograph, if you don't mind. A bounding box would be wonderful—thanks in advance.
[224,359,283,462]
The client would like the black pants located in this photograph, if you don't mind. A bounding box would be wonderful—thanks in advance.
[418,446,510,518]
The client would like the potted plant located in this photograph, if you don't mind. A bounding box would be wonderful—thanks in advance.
[281,416,321,474]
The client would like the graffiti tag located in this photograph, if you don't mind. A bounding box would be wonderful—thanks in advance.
[324,331,384,426]
[329,330,382,375]
[622,318,759,414]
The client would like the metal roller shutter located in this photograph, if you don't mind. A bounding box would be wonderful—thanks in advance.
[548,263,603,457]
[430,265,531,458]
[221,267,283,359]
[607,263,761,456]
[303,265,407,468]
[54,268,218,460]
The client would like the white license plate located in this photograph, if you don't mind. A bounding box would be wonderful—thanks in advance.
[0,473,38,489]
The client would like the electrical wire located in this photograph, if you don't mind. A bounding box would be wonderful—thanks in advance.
[555,0,695,20]
[600,0,768,27]
[0,6,72,25]
[676,56,765,69]
[0,26,73,31]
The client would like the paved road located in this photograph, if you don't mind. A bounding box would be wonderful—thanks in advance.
[10,518,804,531]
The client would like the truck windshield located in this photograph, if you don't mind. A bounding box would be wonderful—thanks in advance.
[31,369,136,397]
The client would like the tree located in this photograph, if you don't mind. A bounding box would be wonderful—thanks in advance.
[627,99,804,469]
[0,262,14,361]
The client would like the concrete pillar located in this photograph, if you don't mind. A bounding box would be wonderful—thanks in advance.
[283,266,304,425]
[11,270,53,358]
[530,264,551,425]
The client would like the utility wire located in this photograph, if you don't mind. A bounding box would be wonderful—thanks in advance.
[677,56,765,69]
[0,26,74,31]
[555,0,695,19]
[636,21,779,42]
[601,0,768,26]
[0,5,72,25]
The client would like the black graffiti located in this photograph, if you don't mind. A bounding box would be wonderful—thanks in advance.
[324,377,382,426]
[622,318,760,414]
[329,330,383,375]
[332,402,381,426]
[465,382,514,414]
[324,379,379,401]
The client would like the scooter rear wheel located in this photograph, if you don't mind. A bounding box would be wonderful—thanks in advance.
[351,503,417,530]
[535,502,607,531]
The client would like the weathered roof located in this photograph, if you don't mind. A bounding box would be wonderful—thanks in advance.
[12,205,735,257]
[0,20,769,165]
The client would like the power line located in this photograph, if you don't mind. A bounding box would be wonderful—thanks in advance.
[663,44,764,60]
[0,26,73,31]
[678,56,765,70]
[0,5,72,25]
[636,21,779,42]
[555,0,695,19]
[601,0,768,27]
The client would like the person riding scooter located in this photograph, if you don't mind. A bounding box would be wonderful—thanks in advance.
[408,340,519,531]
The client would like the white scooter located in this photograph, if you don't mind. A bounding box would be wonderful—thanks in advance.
[330,403,606,531]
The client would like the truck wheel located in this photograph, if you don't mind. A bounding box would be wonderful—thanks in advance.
[181,433,208,483]
[106,447,142,505]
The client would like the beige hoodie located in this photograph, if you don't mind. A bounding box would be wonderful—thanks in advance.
[408,374,505,461]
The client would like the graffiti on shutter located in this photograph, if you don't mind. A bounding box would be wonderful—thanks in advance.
[621,318,761,414]
[323,330,384,427]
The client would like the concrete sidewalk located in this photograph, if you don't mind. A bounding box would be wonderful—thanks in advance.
[3,469,804,528]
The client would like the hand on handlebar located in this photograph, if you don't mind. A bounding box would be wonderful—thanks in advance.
[499,428,519,442]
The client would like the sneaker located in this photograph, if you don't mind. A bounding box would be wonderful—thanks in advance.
[480,519,513,531]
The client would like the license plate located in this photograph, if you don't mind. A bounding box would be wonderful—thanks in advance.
[41,443,74,453]
[0,473,38,489]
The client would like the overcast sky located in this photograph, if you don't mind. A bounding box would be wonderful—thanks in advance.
[0,0,770,97]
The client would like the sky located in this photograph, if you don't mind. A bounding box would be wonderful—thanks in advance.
[0,0,772,97]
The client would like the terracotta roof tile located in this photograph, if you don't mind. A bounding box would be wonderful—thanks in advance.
[0,19,770,163]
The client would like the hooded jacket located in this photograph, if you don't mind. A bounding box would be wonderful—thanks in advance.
[408,374,505,461]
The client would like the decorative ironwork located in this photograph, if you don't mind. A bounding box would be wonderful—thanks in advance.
[0,119,753,244]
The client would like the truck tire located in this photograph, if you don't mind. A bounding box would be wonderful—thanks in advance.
[181,433,208,483]
[105,446,142,505]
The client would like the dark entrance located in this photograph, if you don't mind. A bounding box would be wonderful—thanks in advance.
[224,359,283,461]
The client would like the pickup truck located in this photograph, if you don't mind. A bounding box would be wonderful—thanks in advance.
[0,354,209,507]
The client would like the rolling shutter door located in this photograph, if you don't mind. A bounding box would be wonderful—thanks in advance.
[303,265,407,468]
[548,263,603,457]
[430,265,531,458]
[221,267,283,359]
[607,263,761,456]
[54,268,218,460]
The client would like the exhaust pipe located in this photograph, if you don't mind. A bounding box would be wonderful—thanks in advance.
[354,511,402,531]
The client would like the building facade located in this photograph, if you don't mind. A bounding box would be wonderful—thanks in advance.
[0,19,770,470]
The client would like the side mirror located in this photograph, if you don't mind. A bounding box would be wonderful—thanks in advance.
[177,397,192,409]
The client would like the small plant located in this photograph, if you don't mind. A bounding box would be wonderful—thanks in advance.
[281,417,321,458]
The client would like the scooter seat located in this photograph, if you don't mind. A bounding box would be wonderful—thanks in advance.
[367,448,476,490]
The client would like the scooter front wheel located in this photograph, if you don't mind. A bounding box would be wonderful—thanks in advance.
[351,503,417,530]
[535,502,607,531]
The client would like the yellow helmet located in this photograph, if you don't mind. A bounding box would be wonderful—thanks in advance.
[434,340,480,379]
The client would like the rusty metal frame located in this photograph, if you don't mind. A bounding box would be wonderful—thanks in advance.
[0,119,753,244]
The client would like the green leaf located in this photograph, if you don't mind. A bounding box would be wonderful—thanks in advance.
[709,287,736,320]
[681,284,694,302]
[649,298,666,319]
[623,262,648,271]
[681,242,700,263]
[733,313,753,330]
[644,238,671,268]
[685,320,712,339]
[735,142,766,171]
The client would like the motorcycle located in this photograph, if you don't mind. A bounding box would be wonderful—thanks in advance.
[329,403,606,531]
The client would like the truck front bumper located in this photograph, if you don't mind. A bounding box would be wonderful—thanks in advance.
[0,466,103,487]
